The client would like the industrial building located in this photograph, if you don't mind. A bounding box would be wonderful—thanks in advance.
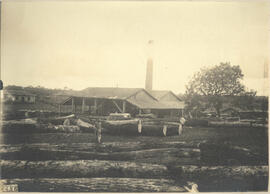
[58,43,185,118]
[58,87,185,118]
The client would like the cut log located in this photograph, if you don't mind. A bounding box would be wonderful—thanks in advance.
[136,156,201,166]
[141,125,179,136]
[76,119,96,129]
[46,125,81,133]
[0,160,169,179]
[0,145,200,162]
[0,141,200,154]
[168,165,268,179]
[1,178,186,192]
[38,114,76,125]
[2,118,37,125]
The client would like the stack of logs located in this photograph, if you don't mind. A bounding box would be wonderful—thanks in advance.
[0,140,268,192]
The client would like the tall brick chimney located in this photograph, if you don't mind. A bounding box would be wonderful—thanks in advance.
[145,40,154,91]
[145,58,153,91]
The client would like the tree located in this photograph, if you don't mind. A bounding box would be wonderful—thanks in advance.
[185,62,245,117]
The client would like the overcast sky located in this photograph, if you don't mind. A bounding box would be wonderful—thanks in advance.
[1,0,269,95]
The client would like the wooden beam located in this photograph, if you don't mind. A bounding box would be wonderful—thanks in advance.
[82,98,86,113]
[71,97,75,113]
[58,104,61,115]
[123,101,126,113]
[112,100,123,113]
[170,110,174,118]
[94,98,97,115]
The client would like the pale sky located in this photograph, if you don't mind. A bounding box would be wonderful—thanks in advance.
[1,0,270,95]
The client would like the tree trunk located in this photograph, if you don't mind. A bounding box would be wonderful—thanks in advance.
[0,141,200,154]
[0,160,169,179]
[0,146,200,162]
[169,165,268,179]
[1,178,186,192]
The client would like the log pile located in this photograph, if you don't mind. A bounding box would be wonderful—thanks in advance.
[0,144,200,165]
[1,118,268,192]
[1,178,186,192]
[169,165,268,179]
[0,160,170,179]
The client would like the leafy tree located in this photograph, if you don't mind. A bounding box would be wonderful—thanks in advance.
[185,62,245,117]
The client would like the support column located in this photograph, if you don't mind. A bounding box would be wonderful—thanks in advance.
[71,97,75,113]
[94,98,97,115]
[170,110,174,118]
[82,98,86,113]
[139,109,142,115]
[122,101,126,113]
[181,109,184,117]
[58,104,61,115]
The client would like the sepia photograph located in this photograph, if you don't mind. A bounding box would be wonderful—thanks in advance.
[0,0,269,192]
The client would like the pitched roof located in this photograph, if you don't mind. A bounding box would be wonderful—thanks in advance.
[127,97,166,109]
[57,87,185,109]
[4,89,36,96]
[149,90,185,109]
[79,87,144,99]
[149,90,169,100]
[149,90,182,101]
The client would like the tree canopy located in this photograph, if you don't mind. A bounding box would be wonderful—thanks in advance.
[185,62,247,117]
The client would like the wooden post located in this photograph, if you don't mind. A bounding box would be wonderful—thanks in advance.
[58,104,61,115]
[94,98,97,115]
[95,122,102,143]
[170,110,174,118]
[122,101,126,113]
[82,98,85,113]
[71,97,75,113]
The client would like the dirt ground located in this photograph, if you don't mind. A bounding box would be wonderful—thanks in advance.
[0,125,268,192]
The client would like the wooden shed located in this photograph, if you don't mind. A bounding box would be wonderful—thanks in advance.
[59,87,164,116]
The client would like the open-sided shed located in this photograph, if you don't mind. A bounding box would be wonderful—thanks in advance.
[58,87,185,118]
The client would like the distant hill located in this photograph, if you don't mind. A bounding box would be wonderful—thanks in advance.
[3,85,73,113]
[4,85,77,96]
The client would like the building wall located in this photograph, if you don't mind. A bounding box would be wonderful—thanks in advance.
[4,94,36,103]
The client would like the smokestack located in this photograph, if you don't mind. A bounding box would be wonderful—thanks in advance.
[145,58,153,91]
[145,40,154,91]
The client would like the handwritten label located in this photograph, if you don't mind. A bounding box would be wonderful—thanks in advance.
[0,184,19,192]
